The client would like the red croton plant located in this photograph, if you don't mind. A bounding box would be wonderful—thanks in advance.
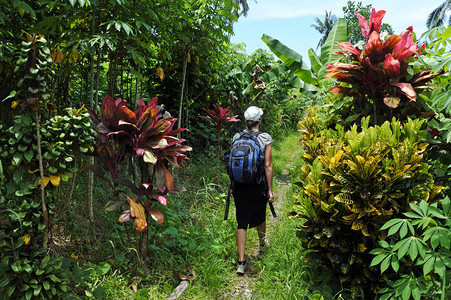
[201,105,240,180]
[326,8,442,124]
[201,104,240,138]
[88,95,192,232]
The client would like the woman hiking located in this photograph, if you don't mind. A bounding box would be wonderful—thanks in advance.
[230,106,274,275]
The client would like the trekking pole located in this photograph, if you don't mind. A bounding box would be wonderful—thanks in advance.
[263,177,277,218]
[269,201,277,218]
[224,186,231,221]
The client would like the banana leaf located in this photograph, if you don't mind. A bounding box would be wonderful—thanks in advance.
[259,62,303,89]
[261,33,318,89]
[308,48,322,76]
[318,18,348,78]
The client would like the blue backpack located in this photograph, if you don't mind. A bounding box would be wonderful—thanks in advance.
[225,131,263,184]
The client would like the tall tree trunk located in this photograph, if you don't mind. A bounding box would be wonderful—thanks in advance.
[177,51,189,131]
[128,71,132,101]
[94,47,101,109]
[107,52,116,97]
[87,15,96,222]
[35,109,49,249]
[135,68,140,101]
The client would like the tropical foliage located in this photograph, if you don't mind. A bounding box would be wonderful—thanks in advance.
[311,11,338,50]
[201,104,239,180]
[327,8,443,125]
[1,1,451,298]
[293,115,444,297]
[87,95,191,265]
[262,17,348,91]
[427,0,451,28]
[371,197,451,300]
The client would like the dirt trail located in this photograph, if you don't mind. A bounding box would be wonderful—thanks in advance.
[227,152,296,299]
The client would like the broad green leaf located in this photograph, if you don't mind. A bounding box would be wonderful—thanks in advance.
[308,48,322,76]
[380,218,403,231]
[23,263,32,273]
[114,21,121,32]
[33,285,41,296]
[370,254,387,267]
[408,239,419,261]
[369,248,386,255]
[435,257,446,278]
[384,220,403,237]
[422,255,435,275]
[428,206,445,219]
[104,200,126,211]
[399,222,408,239]
[420,200,428,216]
[36,269,45,276]
[380,256,391,273]
[391,256,399,272]
[394,239,410,259]
[318,18,348,78]
[261,34,317,86]
[11,261,21,272]
[48,274,60,282]
[411,285,421,300]
[401,282,412,300]
[380,293,394,300]
[41,256,50,268]
[409,203,423,216]
[378,240,390,249]
[403,212,421,219]
[442,196,450,216]
[423,227,450,249]
[120,22,133,36]
[24,151,34,162]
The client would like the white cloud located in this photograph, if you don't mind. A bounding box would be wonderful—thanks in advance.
[245,0,444,35]
[246,0,343,20]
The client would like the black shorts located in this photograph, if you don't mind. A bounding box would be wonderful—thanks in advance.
[233,181,267,229]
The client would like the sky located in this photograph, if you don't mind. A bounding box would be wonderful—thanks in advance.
[230,0,445,62]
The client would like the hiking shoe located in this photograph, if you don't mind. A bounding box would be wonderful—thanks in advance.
[236,261,246,276]
[259,238,270,254]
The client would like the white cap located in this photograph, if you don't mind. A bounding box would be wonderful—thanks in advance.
[244,106,263,121]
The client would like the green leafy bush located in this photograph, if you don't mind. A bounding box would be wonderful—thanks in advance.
[370,197,451,300]
[0,219,69,299]
[292,115,443,297]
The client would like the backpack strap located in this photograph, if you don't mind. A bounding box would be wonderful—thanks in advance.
[239,130,262,141]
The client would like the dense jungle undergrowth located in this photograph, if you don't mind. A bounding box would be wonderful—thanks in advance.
[89,130,311,299]
[14,130,313,299]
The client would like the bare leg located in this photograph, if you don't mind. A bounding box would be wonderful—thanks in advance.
[237,229,247,261]
[257,221,266,245]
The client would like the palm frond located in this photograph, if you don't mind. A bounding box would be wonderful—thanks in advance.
[427,2,449,28]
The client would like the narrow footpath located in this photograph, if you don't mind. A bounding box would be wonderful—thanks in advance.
[228,151,297,299]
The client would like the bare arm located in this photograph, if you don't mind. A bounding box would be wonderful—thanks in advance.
[264,143,274,202]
